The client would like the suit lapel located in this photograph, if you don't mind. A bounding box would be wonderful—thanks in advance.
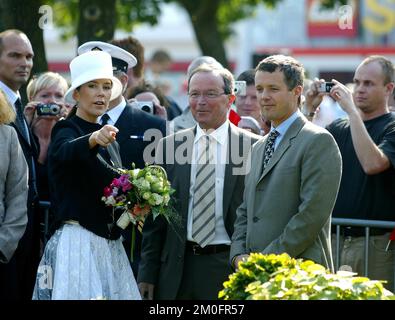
[173,128,195,233]
[10,122,38,156]
[258,116,306,183]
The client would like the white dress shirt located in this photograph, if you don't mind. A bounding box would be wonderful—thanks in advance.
[187,120,231,245]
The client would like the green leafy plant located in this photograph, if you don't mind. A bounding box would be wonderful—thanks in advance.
[219,253,395,300]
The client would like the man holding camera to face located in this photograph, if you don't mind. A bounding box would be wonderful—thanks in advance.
[305,55,395,290]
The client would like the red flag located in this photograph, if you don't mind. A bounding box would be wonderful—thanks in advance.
[385,228,395,251]
[228,109,241,126]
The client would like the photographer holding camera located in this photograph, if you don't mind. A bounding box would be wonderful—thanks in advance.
[304,78,347,127]
[128,81,168,120]
[24,72,70,200]
[305,56,395,290]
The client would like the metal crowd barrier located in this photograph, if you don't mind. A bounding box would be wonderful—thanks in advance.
[332,217,395,292]
[38,202,395,291]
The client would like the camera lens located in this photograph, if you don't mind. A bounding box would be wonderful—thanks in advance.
[50,105,60,114]
[141,105,151,113]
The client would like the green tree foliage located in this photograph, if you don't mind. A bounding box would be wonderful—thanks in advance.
[0,0,348,74]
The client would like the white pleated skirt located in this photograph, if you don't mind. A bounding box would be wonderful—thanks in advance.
[32,223,141,300]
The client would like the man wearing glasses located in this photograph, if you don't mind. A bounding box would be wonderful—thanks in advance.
[138,64,260,300]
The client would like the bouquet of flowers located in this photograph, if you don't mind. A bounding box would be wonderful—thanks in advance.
[102,164,176,230]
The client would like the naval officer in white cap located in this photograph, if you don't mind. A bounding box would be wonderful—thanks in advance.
[78,41,167,277]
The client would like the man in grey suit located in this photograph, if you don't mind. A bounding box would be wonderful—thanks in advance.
[231,55,342,271]
[138,64,260,299]
[0,94,28,300]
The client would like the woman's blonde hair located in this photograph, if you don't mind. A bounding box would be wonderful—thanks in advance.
[26,71,69,100]
[0,90,15,124]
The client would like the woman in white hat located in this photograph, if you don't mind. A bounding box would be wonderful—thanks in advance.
[32,50,141,300]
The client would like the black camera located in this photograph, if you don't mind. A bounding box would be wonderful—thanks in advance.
[36,103,61,116]
[318,82,335,93]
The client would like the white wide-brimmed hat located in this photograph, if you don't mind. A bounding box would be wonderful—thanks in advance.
[64,50,123,104]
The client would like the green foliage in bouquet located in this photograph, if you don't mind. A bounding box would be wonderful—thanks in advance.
[219,253,395,300]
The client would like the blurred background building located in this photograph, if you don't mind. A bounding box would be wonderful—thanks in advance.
[43,0,395,107]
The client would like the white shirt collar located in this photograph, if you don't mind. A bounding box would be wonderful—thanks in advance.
[195,120,229,146]
[0,80,19,106]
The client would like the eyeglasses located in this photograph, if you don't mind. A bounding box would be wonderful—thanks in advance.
[188,91,227,100]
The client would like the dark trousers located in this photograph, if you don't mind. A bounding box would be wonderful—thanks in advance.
[0,256,19,300]
[121,225,142,277]
[14,205,41,300]
[176,249,232,300]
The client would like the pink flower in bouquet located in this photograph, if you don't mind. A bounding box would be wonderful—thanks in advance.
[118,174,133,192]
[103,186,112,197]
[112,174,132,192]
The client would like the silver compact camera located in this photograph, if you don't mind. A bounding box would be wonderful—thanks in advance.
[234,80,247,96]
[318,82,335,93]
[134,101,154,114]
[36,103,61,116]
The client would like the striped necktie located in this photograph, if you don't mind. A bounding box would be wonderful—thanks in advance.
[192,135,216,247]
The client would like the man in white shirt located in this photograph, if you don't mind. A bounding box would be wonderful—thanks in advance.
[138,64,260,299]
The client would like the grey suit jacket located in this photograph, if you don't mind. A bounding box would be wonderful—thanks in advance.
[138,122,260,299]
[231,116,342,270]
[0,125,28,263]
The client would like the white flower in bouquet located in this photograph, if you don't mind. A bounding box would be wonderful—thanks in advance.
[142,191,151,200]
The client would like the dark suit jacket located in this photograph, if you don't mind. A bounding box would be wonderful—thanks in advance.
[138,123,260,299]
[115,103,167,169]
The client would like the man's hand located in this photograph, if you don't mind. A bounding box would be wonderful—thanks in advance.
[329,79,358,116]
[153,103,168,120]
[304,78,327,115]
[138,282,154,300]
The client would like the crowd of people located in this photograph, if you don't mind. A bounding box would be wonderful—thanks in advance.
[0,27,394,300]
